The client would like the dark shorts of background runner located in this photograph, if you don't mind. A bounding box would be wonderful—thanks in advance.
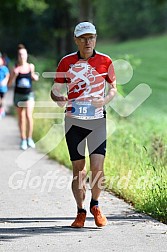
[65,116,106,161]
[0,92,5,98]
[14,92,35,107]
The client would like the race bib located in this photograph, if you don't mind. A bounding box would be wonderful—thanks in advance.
[17,78,31,88]
[71,100,95,117]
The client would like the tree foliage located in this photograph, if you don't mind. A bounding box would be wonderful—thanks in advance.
[17,0,48,14]
[94,0,167,40]
[0,0,167,57]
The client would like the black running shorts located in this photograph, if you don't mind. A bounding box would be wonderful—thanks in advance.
[65,116,106,161]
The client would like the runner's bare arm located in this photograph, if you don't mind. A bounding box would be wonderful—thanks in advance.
[30,63,39,81]
[7,68,16,87]
[104,80,117,104]
[50,83,68,107]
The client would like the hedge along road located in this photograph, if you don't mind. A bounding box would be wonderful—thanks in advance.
[0,89,166,252]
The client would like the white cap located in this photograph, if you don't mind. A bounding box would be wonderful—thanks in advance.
[74,22,96,37]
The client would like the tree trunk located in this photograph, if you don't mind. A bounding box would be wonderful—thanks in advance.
[79,0,94,22]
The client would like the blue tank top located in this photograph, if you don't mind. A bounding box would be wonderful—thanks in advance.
[15,71,32,94]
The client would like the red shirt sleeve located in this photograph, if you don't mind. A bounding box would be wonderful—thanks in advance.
[106,58,116,84]
[54,58,67,84]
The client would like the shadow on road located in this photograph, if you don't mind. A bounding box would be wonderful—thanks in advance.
[0,214,152,242]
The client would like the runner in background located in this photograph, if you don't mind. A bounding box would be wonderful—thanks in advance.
[8,44,39,150]
[0,52,10,118]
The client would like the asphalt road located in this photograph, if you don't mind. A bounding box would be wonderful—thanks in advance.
[0,90,166,252]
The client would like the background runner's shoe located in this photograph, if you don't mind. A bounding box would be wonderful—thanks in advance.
[91,206,107,227]
[27,138,35,148]
[71,212,86,228]
[20,139,28,150]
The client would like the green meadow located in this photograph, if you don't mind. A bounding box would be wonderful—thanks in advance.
[33,34,167,223]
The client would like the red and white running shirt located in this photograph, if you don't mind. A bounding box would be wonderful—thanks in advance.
[54,50,116,120]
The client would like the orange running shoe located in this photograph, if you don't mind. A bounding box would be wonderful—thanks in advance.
[91,206,107,227]
[71,212,86,228]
